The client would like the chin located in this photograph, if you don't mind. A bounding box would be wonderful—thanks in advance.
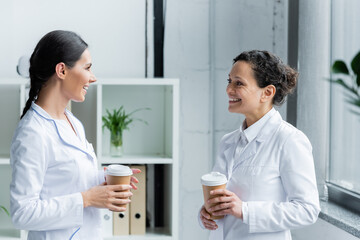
[228,106,238,113]
[228,107,244,114]
[72,97,85,103]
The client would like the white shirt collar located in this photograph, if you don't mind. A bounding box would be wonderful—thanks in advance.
[240,108,277,143]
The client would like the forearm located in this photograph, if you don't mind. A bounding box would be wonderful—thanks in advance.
[11,192,83,231]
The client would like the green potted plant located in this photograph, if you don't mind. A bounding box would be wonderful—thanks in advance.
[102,106,150,157]
[331,51,360,115]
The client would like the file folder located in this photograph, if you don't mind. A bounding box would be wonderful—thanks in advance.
[130,165,146,235]
[101,209,113,237]
[113,207,130,235]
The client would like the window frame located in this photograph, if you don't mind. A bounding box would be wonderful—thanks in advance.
[327,0,360,214]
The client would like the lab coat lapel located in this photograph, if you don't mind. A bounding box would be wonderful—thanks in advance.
[31,103,94,160]
[232,140,261,170]
[233,111,283,169]
[223,130,240,162]
[56,112,94,160]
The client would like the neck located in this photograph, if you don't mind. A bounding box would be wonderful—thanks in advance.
[245,105,273,128]
[35,79,69,120]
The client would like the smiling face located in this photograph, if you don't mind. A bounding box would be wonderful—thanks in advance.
[61,49,96,102]
[226,61,270,124]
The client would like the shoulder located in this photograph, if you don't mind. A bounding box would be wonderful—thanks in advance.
[220,129,239,144]
[277,120,312,150]
[13,108,47,140]
[11,109,49,162]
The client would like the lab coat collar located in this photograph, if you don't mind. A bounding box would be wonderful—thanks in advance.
[242,108,277,143]
[31,102,94,160]
[224,108,278,145]
[223,109,282,168]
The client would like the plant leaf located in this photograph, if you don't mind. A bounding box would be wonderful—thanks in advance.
[332,60,349,75]
[0,206,10,216]
[331,79,359,97]
[351,51,360,75]
[102,106,150,134]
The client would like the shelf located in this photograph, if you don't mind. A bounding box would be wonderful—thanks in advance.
[0,158,10,165]
[97,78,179,86]
[104,227,172,240]
[100,155,173,165]
[0,78,28,85]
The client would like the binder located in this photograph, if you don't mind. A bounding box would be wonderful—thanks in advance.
[130,165,146,235]
[113,207,130,235]
[101,209,113,237]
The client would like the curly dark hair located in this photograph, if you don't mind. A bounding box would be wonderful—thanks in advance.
[233,50,298,106]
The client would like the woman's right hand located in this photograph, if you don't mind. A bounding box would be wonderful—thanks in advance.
[81,183,133,212]
[200,205,218,230]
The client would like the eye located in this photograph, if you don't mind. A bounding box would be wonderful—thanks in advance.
[227,78,231,84]
[236,81,242,86]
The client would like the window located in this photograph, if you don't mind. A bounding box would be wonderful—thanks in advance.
[329,0,360,212]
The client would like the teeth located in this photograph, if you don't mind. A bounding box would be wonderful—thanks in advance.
[83,86,88,90]
[230,98,241,102]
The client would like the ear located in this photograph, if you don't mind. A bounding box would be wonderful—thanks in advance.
[55,62,66,80]
[260,84,276,103]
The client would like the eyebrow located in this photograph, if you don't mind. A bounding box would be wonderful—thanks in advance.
[228,74,246,82]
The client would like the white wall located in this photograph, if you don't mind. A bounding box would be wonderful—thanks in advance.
[164,0,212,239]
[0,0,146,79]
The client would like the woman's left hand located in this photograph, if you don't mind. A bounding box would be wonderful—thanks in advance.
[207,189,243,219]
[130,168,141,190]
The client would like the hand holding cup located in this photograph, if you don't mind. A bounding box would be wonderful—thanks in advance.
[201,172,227,220]
[207,188,243,219]
[106,165,136,210]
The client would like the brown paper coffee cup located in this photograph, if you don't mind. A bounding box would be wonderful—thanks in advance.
[106,165,133,209]
[201,172,227,220]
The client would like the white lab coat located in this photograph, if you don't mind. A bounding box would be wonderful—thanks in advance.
[201,109,320,240]
[10,102,105,240]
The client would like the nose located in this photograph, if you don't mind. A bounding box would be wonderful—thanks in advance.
[90,73,97,84]
[226,83,235,95]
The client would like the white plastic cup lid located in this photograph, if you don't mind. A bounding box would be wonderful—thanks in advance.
[201,172,227,186]
[106,164,133,176]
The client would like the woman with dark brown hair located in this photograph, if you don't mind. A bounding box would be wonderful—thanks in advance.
[199,50,320,240]
[10,30,139,240]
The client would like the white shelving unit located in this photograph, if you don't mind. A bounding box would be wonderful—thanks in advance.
[0,79,27,240]
[0,78,179,240]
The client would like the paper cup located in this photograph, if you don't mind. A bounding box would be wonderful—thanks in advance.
[106,164,133,209]
[201,172,227,220]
